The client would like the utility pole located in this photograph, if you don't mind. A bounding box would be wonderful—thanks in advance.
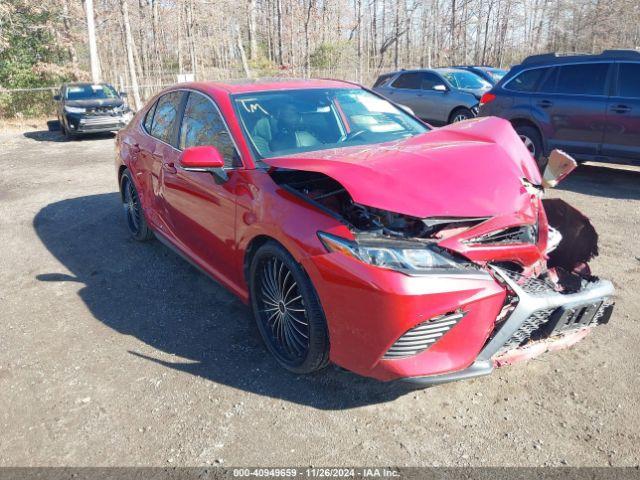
[84,0,101,83]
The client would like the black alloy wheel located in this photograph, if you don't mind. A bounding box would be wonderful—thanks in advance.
[249,242,329,374]
[120,170,154,241]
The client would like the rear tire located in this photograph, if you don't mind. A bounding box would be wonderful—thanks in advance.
[249,241,329,374]
[449,107,474,124]
[514,125,545,171]
[120,169,154,241]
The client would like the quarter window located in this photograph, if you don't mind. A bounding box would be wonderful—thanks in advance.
[150,92,183,145]
[179,92,240,167]
[617,63,640,98]
[506,68,547,92]
[554,63,609,95]
[143,100,157,132]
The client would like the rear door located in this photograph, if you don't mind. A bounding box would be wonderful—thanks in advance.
[533,62,611,156]
[160,90,242,286]
[140,90,185,232]
[602,62,640,160]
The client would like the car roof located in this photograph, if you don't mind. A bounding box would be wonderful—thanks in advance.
[181,78,358,94]
[520,49,640,66]
[434,67,471,74]
[383,67,471,76]
[63,82,112,87]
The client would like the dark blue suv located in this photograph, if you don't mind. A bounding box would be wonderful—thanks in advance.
[478,50,640,167]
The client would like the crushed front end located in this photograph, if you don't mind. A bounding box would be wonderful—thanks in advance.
[268,140,615,385]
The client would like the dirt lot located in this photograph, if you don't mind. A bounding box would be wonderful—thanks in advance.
[0,126,639,467]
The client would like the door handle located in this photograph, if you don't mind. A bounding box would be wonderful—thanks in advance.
[162,162,177,174]
[537,100,553,108]
[611,104,631,114]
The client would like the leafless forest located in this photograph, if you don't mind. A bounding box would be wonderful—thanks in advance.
[1,0,640,112]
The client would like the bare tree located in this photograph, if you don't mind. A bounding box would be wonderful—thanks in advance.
[119,0,141,109]
[84,0,101,83]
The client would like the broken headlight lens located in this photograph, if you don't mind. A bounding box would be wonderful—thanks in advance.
[318,231,471,273]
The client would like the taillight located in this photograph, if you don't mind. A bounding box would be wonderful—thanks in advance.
[479,92,496,106]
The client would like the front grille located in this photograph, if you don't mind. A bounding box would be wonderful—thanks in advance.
[499,308,555,352]
[499,268,557,296]
[383,311,466,359]
[467,224,537,245]
[497,300,613,354]
[87,106,117,115]
[81,116,122,126]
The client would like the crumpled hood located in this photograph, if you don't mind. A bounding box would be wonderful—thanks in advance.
[264,117,542,219]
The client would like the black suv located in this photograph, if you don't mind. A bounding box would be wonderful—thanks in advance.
[478,50,640,166]
[54,83,132,139]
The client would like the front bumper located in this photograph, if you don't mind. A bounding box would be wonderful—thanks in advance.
[65,112,131,133]
[303,253,614,384]
[401,267,615,386]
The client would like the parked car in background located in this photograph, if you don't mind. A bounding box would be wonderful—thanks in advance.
[454,65,508,85]
[54,83,133,139]
[114,79,614,386]
[478,50,640,167]
[372,67,492,125]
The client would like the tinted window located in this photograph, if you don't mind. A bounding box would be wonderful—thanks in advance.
[555,63,609,95]
[506,68,547,92]
[143,100,157,132]
[420,73,442,90]
[391,73,423,89]
[179,92,239,167]
[617,63,640,98]
[373,73,395,88]
[150,92,182,145]
[538,68,558,93]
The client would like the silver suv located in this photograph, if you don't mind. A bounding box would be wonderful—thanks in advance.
[373,68,492,125]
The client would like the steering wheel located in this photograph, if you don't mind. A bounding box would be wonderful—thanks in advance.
[338,129,367,143]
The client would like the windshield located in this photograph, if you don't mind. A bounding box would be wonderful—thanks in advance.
[482,68,507,82]
[233,88,429,159]
[65,84,118,100]
[442,71,491,90]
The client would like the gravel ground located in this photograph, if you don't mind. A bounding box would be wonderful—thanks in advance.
[0,127,639,467]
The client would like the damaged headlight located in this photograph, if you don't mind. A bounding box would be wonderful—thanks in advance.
[317,231,474,274]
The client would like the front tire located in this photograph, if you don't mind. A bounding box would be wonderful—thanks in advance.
[120,170,154,241]
[249,242,329,374]
[449,107,474,123]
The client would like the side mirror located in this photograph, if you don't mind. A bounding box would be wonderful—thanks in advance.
[53,94,61,101]
[120,91,128,98]
[179,145,228,182]
[179,145,225,170]
[433,84,448,92]
[542,149,577,188]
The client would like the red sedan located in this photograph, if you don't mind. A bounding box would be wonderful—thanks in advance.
[115,79,614,386]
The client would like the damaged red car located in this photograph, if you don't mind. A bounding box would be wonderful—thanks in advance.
[115,79,614,385]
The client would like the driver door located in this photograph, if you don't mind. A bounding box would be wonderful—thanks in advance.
[160,91,243,286]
